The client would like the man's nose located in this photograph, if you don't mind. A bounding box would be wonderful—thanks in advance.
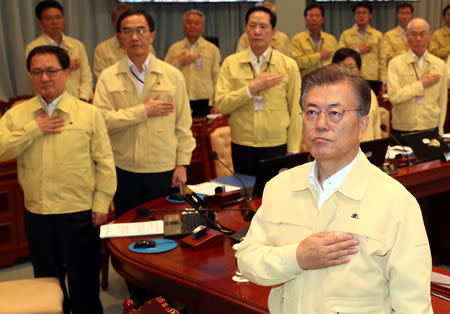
[315,112,329,128]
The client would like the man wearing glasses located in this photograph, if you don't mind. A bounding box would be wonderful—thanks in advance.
[26,0,93,102]
[237,64,432,313]
[93,9,195,219]
[388,18,447,135]
[0,45,116,314]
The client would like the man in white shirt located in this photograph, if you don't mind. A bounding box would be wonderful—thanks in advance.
[238,64,432,313]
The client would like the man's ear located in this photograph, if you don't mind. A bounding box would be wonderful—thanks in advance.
[359,115,369,139]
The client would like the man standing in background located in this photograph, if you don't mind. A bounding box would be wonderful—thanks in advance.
[388,18,447,135]
[384,2,414,64]
[429,4,450,61]
[165,9,221,106]
[290,3,338,77]
[93,3,156,79]
[215,6,301,176]
[26,0,93,102]
[339,1,386,82]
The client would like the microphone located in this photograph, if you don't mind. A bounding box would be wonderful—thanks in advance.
[209,151,255,221]
[381,124,413,167]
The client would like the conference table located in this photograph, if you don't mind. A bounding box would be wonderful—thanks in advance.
[107,159,450,313]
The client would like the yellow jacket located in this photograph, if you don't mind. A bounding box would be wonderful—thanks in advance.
[236,31,290,56]
[26,34,93,101]
[290,30,338,77]
[361,90,382,142]
[164,37,221,103]
[0,93,116,214]
[93,56,195,173]
[387,50,447,134]
[238,152,432,314]
[339,25,387,81]
[93,36,156,79]
[429,26,450,61]
[384,25,408,64]
[215,48,302,152]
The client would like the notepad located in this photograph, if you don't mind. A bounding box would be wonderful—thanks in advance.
[100,221,164,239]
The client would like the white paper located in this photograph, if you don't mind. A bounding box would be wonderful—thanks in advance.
[431,271,450,287]
[100,220,164,239]
[187,182,240,196]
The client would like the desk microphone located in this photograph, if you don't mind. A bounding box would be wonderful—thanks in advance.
[381,124,413,167]
[209,151,255,221]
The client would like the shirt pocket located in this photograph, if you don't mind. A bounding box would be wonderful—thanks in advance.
[322,296,386,314]
[108,88,132,110]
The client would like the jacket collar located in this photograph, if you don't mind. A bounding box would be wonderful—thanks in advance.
[31,91,71,114]
[239,47,274,65]
[290,150,370,201]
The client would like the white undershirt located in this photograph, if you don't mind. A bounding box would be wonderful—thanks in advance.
[127,54,151,97]
[308,152,359,209]
[40,94,63,116]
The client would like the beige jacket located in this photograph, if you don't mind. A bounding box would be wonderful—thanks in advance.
[238,152,432,314]
[93,56,195,173]
[26,34,93,101]
[429,26,450,61]
[384,25,408,64]
[0,93,116,214]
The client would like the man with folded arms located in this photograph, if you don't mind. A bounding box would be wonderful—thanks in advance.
[0,45,116,314]
[388,18,447,135]
[238,64,432,314]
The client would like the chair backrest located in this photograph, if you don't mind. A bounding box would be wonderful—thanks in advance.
[209,125,234,178]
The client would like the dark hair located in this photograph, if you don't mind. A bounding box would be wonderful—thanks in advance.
[443,4,450,17]
[35,0,63,20]
[116,9,155,33]
[332,48,362,70]
[300,64,371,117]
[304,3,324,18]
[26,45,70,71]
[352,1,372,14]
[245,6,277,29]
[112,4,130,24]
[396,2,414,14]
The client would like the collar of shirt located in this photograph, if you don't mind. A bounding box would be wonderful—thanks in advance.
[39,93,63,116]
[409,49,428,69]
[250,47,270,75]
[45,33,66,48]
[186,37,201,53]
[127,54,151,97]
[308,151,359,209]
[308,30,322,49]
[357,25,369,39]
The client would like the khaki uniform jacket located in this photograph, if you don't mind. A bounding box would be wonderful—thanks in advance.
[361,90,382,142]
[290,30,338,77]
[164,37,221,103]
[387,50,447,134]
[26,34,93,101]
[0,93,116,214]
[93,36,156,79]
[237,152,432,314]
[215,48,301,152]
[384,25,408,64]
[93,56,195,173]
[429,26,450,61]
[339,25,387,81]
[236,31,290,56]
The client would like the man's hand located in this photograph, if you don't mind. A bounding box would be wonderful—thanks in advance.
[92,211,108,227]
[176,52,197,65]
[171,165,187,187]
[144,94,175,117]
[35,113,65,134]
[358,43,373,54]
[421,70,440,88]
[319,49,332,60]
[296,232,359,270]
[248,72,283,96]
[69,58,80,71]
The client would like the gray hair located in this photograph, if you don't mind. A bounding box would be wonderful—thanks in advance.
[184,9,205,23]
[406,17,430,33]
[300,64,371,117]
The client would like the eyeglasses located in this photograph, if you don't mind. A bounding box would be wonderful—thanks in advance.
[121,27,149,38]
[408,32,428,39]
[341,64,358,71]
[42,14,63,21]
[301,108,362,123]
[29,68,64,78]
